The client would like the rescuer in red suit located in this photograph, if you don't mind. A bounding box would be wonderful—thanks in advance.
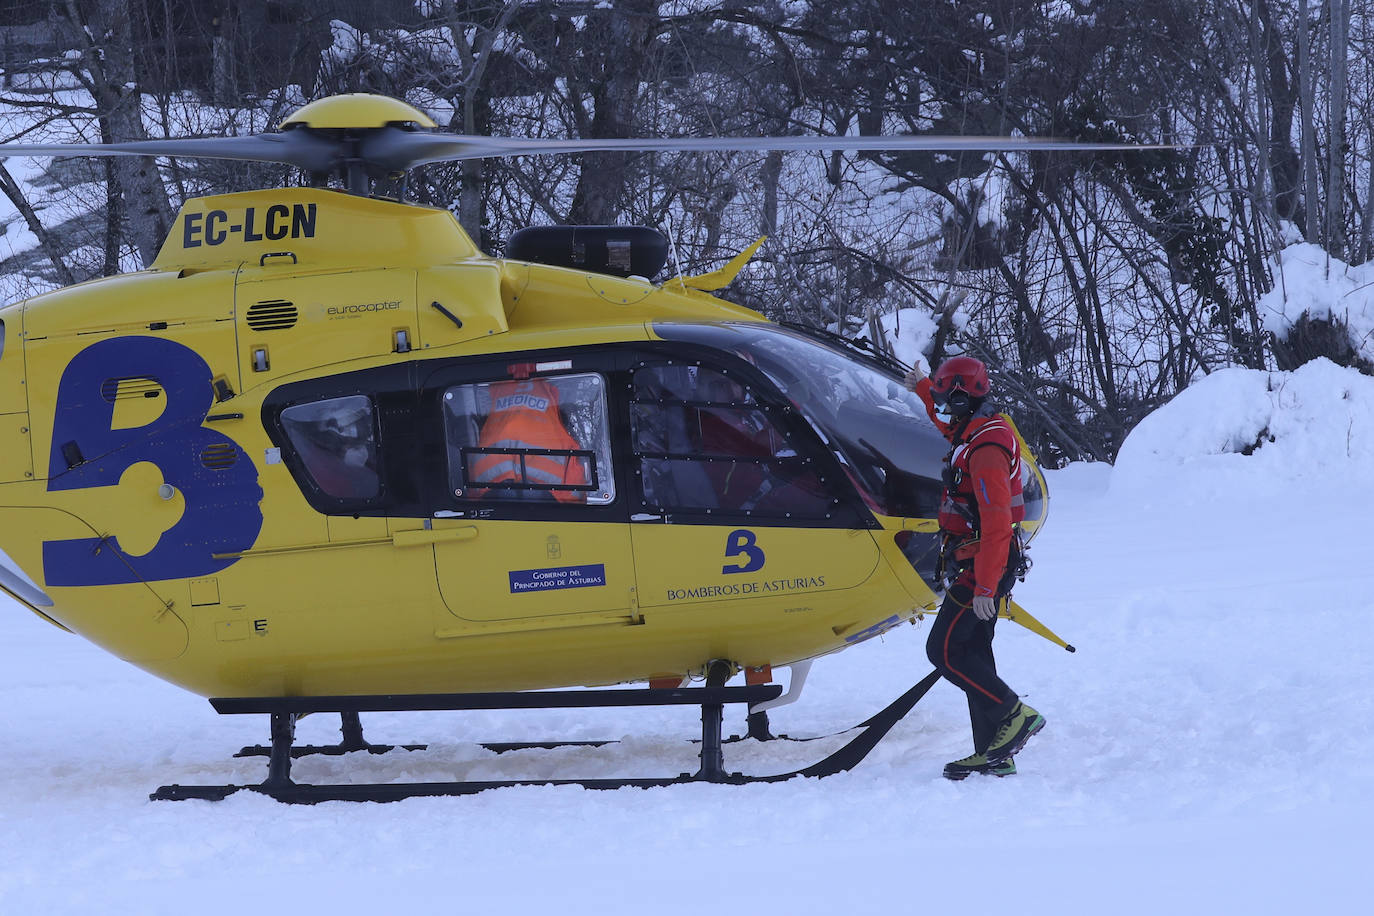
[905,355,1046,779]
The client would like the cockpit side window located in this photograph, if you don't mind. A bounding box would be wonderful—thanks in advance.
[279,394,381,500]
[442,372,615,505]
[653,322,946,519]
[630,362,837,519]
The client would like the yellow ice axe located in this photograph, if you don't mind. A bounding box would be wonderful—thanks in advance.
[1001,598,1076,653]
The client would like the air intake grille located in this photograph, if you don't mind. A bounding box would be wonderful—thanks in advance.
[200,443,239,470]
[100,377,161,402]
[246,299,298,331]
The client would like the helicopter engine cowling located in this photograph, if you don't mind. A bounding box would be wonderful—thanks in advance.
[506,225,669,280]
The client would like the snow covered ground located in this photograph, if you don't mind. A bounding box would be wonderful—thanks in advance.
[3,360,1371,914]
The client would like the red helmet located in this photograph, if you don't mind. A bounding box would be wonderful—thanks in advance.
[931,356,990,398]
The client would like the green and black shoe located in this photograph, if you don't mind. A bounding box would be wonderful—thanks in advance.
[985,701,1045,765]
[942,753,1017,780]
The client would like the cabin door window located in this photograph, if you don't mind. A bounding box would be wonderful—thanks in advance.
[442,372,615,506]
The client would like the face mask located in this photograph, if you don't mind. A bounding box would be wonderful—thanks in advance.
[933,389,971,422]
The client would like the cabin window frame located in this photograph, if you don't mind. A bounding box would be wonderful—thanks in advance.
[270,392,388,511]
[440,370,617,507]
[625,352,865,528]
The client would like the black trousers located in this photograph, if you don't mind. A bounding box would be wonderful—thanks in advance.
[925,578,1019,754]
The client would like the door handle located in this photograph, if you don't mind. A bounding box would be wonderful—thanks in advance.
[392,526,478,548]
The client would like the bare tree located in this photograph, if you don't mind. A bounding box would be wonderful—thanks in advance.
[1298,0,1322,240]
[1326,0,1351,256]
[59,0,174,269]
[2,0,1372,457]
[0,161,76,286]
[441,0,521,244]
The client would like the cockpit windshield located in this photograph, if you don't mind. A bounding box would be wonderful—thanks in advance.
[654,321,947,518]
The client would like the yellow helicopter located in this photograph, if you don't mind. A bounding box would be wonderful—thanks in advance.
[0,94,1094,802]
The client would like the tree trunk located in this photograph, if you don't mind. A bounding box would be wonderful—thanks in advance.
[211,10,236,106]
[1252,0,1301,226]
[567,0,658,225]
[64,0,175,270]
[0,164,77,286]
[1359,117,1374,264]
[1298,0,1321,242]
[1249,0,1274,231]
[449,0,521,248]
[1325,0,1350,256]
[760,150,783,239]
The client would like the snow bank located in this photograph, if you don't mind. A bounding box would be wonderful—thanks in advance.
[5,344,1374,916]
[877,306,938,370]
[1259,242,1374,364]
[1112,357,1374,494]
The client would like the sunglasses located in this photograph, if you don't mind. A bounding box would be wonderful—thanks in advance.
[931,389,973,414]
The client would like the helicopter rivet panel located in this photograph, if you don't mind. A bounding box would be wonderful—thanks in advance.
[0,315,25,413]
[19,270,237,343]
[0,313,34,483]
[0,414,34,483]
[0,506,189,661]
[416,264,510,351]
[586,275,655,307]
[19,271,243,465]
[150,188,479,273]
[233,267,426,392]
[433,519,635,626]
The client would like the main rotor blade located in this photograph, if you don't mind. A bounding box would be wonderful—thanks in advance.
[0,132,340,173]
[362,129,1170,170]
[1,124,1169,175]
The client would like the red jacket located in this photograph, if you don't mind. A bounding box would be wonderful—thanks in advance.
[915,377,1023,596]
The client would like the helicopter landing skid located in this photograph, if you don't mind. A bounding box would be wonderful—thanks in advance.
[151,671,940,804]
[233,710,615,759]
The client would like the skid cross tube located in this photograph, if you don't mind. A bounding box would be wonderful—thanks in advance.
[151,672,942,804]
[234,710,430,759]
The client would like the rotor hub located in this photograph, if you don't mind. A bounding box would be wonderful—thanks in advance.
[279,94,437,131]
